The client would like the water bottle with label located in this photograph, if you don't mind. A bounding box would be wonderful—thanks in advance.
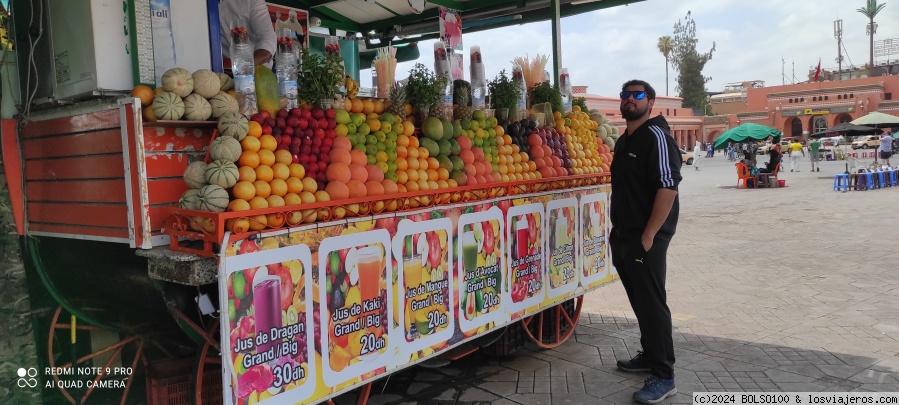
[470,46,487,110]
[560,68,573,113]
[230,27,257,116]
[275,29,298,110]
[512,64,528,120]
[150,0,177,86]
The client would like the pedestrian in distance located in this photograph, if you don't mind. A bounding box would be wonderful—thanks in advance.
[788,139,804,172]
[808,138,822,172]
[693,141,702,171]
[879,132,893,167]
[610,80,681,404]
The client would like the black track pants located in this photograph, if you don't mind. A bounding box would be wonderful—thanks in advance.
[610,231,675,380]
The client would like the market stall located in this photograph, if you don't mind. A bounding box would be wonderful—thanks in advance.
[1,0,640,404]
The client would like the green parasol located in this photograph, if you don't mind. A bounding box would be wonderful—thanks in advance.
[713,123,782,150]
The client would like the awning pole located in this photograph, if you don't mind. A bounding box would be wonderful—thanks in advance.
[551,0,562,86]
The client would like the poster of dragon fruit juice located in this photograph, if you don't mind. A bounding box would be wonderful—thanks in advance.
[505,202,545,314]
[221,239,316,405]
[580,190,611,288]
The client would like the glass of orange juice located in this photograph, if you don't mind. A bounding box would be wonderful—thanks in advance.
[357,246,382,315]
[403,254,422,334]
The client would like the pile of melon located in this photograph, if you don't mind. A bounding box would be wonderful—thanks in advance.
[131,67,239,122]
[178,113,249,216]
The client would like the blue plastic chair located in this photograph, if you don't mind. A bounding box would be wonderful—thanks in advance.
[861,172,876,190]
[833,174,850,191]
[876,171,888,188]
[890,170,898,187]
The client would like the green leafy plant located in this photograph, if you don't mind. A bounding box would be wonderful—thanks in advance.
[405,63,445,108]
[572,97,588,112]
[529,82,564,112]
[488,69,520,110]
[297,51,346,107]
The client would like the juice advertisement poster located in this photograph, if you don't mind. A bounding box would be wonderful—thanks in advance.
[505,202,545,313]
[316,229,392,386]
[457,206,506,334]
[580,191,610,287]
[546,198,579,298]
[392,218,455,355]
[221,242,315,405]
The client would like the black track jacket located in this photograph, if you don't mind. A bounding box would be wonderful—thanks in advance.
[609,115,682,242]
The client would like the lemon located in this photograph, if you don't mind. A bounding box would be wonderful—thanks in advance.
[354,219,376,232]
[286,260,303,283]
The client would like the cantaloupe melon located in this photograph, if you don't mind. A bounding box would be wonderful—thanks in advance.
[183,160,208,188]
[218,73,234,91]
[152,91,185,121]
[209,136,242,162]
[209,92,239,118]
[179,189,201,210]
[183,94,212,121]
[192,69,221,98]
[197,184,229,212]
[205,159,239,188]
[218,112,249,141]
[161,67,194,97]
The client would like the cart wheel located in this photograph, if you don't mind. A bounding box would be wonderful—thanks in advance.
[519,297,584,349]
[191,318,222,405]
[47,306,146,405]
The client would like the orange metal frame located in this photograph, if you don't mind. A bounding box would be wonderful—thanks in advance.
[164,173,610,256]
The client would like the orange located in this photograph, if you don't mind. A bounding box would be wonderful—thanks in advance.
[349,163,368,182]
[395,157,408,171]
[436,179,449,189]
[427,169,439,182]
[407,169,420,183]
[373,100,385,114]
[255,165,274,182]
[325,181,350,200]
[266,195,285,207]
[402,121,415,136]
[248,196,269,210]
[366,165,384,182]
[258,150,276,167]
[405,180,419,192]
[437,167,449,181]
[274,150,293,165]
[396,170,408,184]
[247,121,263,138]
[331,150,352,166]
[350,98,363,114]
[408,157,420,171]
[131,85,155,107]
[417,179,429,190]
[408,147,419,160]
[418,147,429,159]
[447,179,457,188]
[408,136,419,149]
[326,163,352,183]
[427,157,439,170]
[238,166,257,182]
[269,178,288,197]
[272,163,290,180]
[232,181,256,200]
[427,180,439,190]
[397,135,410,148]
[227,198,250,212]
[366,118,381,132]
[364,180,385,196]
[349,150,367,166]
[301,177,318,193]
[346,180,367,198]
[284,192,301,205]
[286,177,304,194]
[239,151,260,169]
[253,180,272,198]
[142,106,157,122]
[333,136,352,150]
[361,99,375,115]
[259,135,278,151]
[381,179,399,194]
[418,159,428,172]
[299,191,316,204]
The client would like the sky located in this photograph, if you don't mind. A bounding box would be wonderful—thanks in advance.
[362,0,899,99]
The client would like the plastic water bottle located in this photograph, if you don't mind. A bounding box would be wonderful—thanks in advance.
[230,28,257,116]
[275,30,298,110]
[442,71,454,119]
[512,64,528,119]
[434,42,453,118]
[470,46,487,109]
[560,68,573,112]
[371,59,379,98]
[150,0,176,86]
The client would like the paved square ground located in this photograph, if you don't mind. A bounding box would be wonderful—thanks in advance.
[338,155,899,405]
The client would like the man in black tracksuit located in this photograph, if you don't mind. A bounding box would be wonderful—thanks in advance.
[609,80,682,404]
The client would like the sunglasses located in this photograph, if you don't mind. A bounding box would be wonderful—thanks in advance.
[619,91,647,100]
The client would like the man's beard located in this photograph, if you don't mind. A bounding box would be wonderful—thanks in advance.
[620,103,648,121]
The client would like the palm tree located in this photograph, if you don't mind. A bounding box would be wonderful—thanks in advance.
[657,36,673,96]
[857,0,886,78]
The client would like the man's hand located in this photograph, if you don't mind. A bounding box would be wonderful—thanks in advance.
[641,231,654,253]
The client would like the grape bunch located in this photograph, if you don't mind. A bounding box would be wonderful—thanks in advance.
[312,304,322,353]
[379,290,388,335]
[294,313,309,364]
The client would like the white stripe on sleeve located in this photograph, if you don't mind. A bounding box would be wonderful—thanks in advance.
[650,126,674,188]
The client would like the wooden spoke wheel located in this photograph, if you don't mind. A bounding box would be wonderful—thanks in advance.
[190,317,222,405]
[47,306,146,405]
[520,297,584,349]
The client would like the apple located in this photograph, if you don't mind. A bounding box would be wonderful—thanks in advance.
[277,144,289,151]
[325,108,336,119]
[277,108,289,119]
[317,118,328,130]
[312,137,322,147]
[259,110,272,119]
[291,154,300,164]
[309,154,318,163]
[283,126,294,137]
[324,129,336,139]
[291,137,301,147]
[271,127,281,137]
[311,146,320,155]
[298,155,309,164]
[298,118,309,130]
[314,128,325,138]
[262,124,273,135]
[286,116,300,128]
[311,108,325,119]
[317,161,327,172]
[289,108,303,118]
[320,153,330,164]
[326,118,336,129]
[301,145,311,155]
[276,117,286,129]
[264,118,276,128]
[301,109,312,120]
[308,118,319,130]
[289,145,300,155]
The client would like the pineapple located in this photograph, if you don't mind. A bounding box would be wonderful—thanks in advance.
[429,100,448,120]
[386,82,406,121]
[454,90,473,120]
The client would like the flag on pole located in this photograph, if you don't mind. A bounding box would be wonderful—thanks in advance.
[814,58,821,82]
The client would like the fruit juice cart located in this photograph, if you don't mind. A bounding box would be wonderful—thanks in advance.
[1,0,639,404]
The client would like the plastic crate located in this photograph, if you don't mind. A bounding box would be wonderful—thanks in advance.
[147,357,223,405]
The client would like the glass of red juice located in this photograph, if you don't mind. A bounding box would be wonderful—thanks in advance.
[516,217,528,269]
[253,275,282,355]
